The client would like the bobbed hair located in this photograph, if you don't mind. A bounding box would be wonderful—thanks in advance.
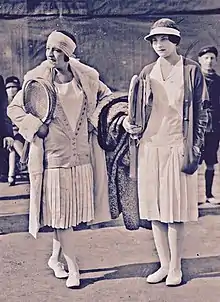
[149,18,181,45]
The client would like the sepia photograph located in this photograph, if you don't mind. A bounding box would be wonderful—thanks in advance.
[0,1,220,301]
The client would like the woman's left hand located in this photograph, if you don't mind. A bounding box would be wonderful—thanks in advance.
[122,116,142,135]
[37,124,49,138]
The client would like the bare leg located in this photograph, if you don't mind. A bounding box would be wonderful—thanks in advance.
[146,221,170,283]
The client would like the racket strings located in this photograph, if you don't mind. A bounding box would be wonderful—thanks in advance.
[24,79,56,123]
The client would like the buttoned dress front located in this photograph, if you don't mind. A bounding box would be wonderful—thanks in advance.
[42,78,94,228]
[138,57,198,223]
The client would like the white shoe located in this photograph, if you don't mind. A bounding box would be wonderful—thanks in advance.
[146,267,168,284]
[66,271,80,288]
[206,196,220,204]
[48,258,69,279]
[166,269,182,286]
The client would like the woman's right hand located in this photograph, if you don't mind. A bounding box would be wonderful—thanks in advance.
[122,116,142,135]
[36,124,49,138]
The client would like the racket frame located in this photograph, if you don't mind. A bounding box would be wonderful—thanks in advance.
[22,78,56,124]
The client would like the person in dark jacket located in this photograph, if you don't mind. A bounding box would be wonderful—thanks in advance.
[198,46,220,204]
[123,18,208,286]
[0,75,14,181]
[5,76,24,186]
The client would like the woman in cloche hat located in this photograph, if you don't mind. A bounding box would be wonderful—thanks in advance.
[123,18,208,286]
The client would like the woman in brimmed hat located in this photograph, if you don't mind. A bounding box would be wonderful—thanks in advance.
[5,76,24,186]
[123,18,208,286]
[8,30,112,288]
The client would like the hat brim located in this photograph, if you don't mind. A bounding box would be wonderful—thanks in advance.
[144,27,181,41]
[6,83,20,89]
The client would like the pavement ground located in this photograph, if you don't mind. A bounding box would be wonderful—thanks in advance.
[0,163,220,301]
[1,216,220,302]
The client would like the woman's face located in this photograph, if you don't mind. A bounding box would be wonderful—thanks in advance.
[151,35,177,58]
[46,44,66,68]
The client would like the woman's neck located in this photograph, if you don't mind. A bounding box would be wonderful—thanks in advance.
[159,51,181,81]
[162,51,180,66]
[55,62,69,74]
[55,64,73,83]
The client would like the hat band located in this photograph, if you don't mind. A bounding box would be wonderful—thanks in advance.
[47,31,76,57]
[144,27,181,41]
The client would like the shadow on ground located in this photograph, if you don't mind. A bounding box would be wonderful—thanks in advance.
[76,255,220,289]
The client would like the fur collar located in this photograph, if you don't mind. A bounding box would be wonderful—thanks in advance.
[24,57,99,82]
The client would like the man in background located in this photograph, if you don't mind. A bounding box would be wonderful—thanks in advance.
[0,75,14,181]
[198,46,220,204]
[5,76,24,185]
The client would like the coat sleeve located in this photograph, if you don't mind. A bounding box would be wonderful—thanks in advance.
[193,66,209,149]
[7,89,43,142]
[88,80,112,130]
[97,80,112,102]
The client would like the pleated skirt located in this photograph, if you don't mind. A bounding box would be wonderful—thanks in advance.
[41,164,94,229]
[138,142,198,223]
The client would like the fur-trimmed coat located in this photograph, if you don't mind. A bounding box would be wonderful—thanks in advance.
[7,58,112,237]
[93,92,151,230]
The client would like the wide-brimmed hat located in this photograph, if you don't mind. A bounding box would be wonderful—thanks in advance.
[144,26,181,41]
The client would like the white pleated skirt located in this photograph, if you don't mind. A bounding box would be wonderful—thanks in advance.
[138,142,198,223]
[41,164,94,229]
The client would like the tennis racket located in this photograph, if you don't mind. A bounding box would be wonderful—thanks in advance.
[127,75,140,179]
[128,75,139,125]
[20,78,57,164]
[127,75,153,179]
